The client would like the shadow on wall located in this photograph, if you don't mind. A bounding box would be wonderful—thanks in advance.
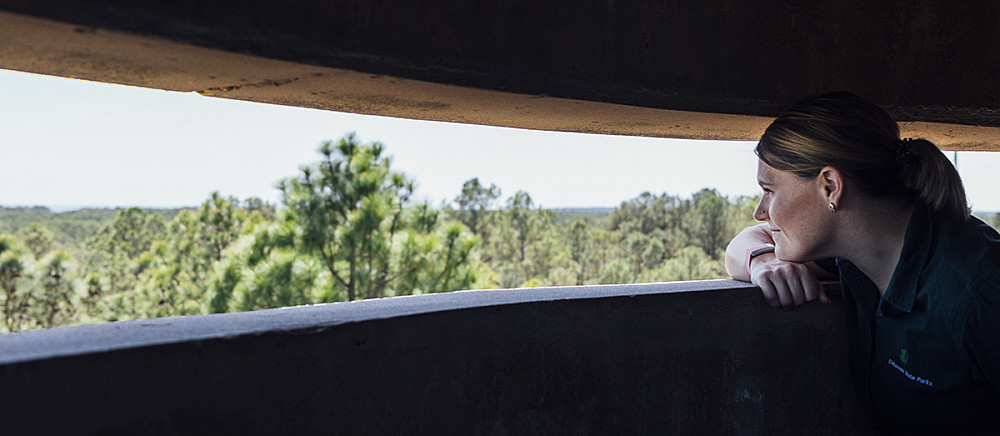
[0,279,867,434]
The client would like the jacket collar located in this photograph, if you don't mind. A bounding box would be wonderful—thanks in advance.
[881,201,933,313]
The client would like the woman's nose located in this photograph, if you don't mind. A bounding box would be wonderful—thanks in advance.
[753,200,768,222]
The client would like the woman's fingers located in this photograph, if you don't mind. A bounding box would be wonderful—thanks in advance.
[758,279,781,308]
[751,256,828,309]
[818,289,832,304]
[757,274,796,309]
[801,274,824,303]
[788,278,807,307]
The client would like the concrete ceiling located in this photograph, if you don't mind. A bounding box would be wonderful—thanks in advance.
[1,1,998,150]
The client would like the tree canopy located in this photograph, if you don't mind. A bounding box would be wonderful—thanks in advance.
[8,132,963,333]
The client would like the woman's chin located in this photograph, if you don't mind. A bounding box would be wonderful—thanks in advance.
[775,247,806,263]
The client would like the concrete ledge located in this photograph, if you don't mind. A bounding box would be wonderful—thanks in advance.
[0,280,866,434]
[0,279,746,365]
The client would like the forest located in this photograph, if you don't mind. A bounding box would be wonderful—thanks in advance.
[3,134,997,333]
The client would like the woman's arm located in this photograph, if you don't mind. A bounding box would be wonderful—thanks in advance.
[724,223,775,281]
[726,223,835,309]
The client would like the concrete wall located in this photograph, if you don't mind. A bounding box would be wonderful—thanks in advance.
[0,0,997,124]
[0,280,867,434]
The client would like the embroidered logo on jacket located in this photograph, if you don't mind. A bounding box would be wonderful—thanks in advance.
[888,357,933,387]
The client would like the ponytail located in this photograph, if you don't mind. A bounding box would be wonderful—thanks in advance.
[898,138,970,220]
[757,92,971,221]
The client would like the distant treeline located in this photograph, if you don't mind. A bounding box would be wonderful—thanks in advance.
[2,134,997,333]
[0,207,185,249]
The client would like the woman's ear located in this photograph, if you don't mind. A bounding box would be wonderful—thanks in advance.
[817,166,845,207]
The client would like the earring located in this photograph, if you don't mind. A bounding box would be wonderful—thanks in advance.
[828,202,837,212]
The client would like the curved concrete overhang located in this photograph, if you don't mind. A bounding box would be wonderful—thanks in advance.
[1,5,998,151]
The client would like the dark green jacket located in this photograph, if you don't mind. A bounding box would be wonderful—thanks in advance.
[836,202,1000,435]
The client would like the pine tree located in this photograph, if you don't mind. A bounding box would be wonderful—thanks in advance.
[278,134,477,301]
[0,234,28,332]
[454,178,500,237]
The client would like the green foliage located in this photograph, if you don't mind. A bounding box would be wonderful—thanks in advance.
[72,196,256,321]
[275,134,480,302]
[20,222,55,259]
[29,250,79,329]
[243,197,277,221]
[640,246,725,282]
[465,186,760,289]
[568,220,588,285]
[0,206,181,255]
[393,220,479,295]
[0,235,83,332]
[453,178,500,236]
[81,208,166,320]
[0,133,761,333]
[206,219,332,313]
[0,234,29,332]
[232,250,326,311]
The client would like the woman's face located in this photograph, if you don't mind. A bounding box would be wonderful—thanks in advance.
[753,160,834,262]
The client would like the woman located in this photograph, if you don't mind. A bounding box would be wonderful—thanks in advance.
[725,92,1000,435]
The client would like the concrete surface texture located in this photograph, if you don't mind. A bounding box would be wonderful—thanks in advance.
[0,1,998,150]
[0,280,866,434]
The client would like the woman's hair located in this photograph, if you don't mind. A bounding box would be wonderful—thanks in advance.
[756,91,969,220]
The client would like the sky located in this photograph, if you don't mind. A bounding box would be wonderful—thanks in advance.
[1,69,997,212]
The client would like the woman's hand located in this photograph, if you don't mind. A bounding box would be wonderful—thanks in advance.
[749,252,831,309]
[726,223,833,309]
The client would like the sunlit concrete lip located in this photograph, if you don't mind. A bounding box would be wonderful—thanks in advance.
[0,279,755,366]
